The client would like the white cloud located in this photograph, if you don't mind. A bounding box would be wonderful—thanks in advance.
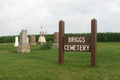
[0,0,120,36]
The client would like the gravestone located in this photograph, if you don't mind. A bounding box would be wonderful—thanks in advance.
[53,32,59,48]
[37,26,46,45]
[27,37,29,43]
[17,30,30,53]
[29,36,37,45]
[3,43,7,45]
[14,36,19,46]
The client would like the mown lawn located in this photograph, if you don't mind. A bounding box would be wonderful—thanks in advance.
[0,42,120,80]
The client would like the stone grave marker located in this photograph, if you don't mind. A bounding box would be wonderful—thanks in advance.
[29,36,37,45]
[14,36,19,46]
[53,32,59,48]
[27,37,29,43]
[37,26,46,45]
[17,29,30,53]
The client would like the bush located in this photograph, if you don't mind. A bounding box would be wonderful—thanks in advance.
[40,42,52,50]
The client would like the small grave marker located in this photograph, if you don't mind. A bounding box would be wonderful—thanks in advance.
[53,32,59,48]
[14,36,19,46]
[29,36,37,45]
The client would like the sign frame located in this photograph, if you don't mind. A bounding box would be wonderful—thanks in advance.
[59,19,97,66]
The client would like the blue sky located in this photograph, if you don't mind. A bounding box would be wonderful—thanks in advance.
[0,0,120,36]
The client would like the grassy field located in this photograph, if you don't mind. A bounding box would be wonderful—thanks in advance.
[0,42,120,80]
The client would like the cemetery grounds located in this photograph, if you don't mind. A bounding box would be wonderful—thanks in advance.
[0,42,120,80]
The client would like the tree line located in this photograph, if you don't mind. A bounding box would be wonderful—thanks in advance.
[0,32,120,43]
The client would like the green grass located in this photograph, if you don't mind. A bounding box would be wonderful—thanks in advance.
[0,42,120,80]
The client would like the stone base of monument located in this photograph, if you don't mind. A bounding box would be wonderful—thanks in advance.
[29,43,37,45]
[17,45,30,53]
[37,42,46,45]
[53,43,59,48]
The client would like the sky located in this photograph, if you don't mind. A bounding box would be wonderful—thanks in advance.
[0,0,120,36]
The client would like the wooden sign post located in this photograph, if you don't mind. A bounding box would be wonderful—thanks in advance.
[59,20,64,64]
[59,18,97,66]
[91,18,97,66]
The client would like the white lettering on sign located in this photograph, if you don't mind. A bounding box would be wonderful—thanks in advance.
[68,37,85,43]
[64,45,90,51]
[64,45,76,51]
[86,46,90,51]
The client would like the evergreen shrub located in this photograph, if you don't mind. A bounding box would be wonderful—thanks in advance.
[40,42,52,50]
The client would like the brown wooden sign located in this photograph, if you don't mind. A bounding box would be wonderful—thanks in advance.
[59,18,97,66]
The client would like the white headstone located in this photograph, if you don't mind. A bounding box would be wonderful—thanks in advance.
[14,37,19,46]
[27,37,29,43]
[40,26,45,37]
[37,26,46,44]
